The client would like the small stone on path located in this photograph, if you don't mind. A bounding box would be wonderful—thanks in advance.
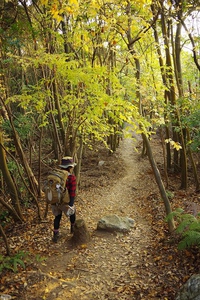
[97,214,135,233]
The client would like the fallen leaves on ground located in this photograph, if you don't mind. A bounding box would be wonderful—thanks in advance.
[0,137,200,300]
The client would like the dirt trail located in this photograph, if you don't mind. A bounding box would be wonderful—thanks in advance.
[29,135,159,300]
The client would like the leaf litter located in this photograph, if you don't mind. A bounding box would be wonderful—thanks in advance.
[0,134,200,299]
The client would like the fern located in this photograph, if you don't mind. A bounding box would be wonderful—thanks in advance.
[176,214,197,234]
[0,251,46,274]
[166,207,184,221]
[167,208,200,250]
[178,231,200,250]
[0,251,28,274]
[190,220,200,231]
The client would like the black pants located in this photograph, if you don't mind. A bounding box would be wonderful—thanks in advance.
[54,212,76,230]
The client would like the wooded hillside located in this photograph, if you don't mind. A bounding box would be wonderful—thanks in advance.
[0,0,200,295]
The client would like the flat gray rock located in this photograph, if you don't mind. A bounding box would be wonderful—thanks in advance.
[97,215,135,233]
[175,274,200,300]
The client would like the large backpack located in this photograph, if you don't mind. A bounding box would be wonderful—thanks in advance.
[44,169,69,205]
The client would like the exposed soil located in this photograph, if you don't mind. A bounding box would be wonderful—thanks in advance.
[0,133,200,300]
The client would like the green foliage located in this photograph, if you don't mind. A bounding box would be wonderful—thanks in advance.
[2,112,34,146]
[0,210,11,227]
[167,208,200,250]
[0,251,28,274]
[166,190,174,200]
[169,93,200,153]
[4,159,27,204]
[9,52,145,148]
[185,109,200,152]
[35,254,46,263]
[178,230,200,250]
[0,251,47,274]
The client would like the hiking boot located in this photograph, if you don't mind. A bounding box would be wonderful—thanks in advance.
[52,231,59,243]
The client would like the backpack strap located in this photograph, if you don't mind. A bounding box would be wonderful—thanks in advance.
[49,172,64,182]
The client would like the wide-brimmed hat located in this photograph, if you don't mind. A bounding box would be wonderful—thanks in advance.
[59,156,77,169]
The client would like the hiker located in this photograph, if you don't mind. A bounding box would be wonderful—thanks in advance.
[52,156,77,243]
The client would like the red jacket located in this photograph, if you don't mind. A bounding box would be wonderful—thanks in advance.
[66,174,76,206]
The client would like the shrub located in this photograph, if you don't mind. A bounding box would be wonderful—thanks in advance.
[0,251,28,273]
[167,208,200,250]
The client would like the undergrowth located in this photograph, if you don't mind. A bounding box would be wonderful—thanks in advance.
[0,251,46,274]
[0,251,28,273]
[167,208,200,250]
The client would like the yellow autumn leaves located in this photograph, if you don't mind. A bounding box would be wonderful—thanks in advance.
[39,0,79,22]
[39,0,152,22]
[165,138,182,150]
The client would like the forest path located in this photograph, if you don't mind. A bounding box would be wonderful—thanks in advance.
[1,130,199,300]
[30,134,160,300]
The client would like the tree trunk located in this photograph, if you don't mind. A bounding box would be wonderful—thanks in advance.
[3,102,40,196]
[172,10,188,189]
[0,196,22,223]
[48,99,63,160]
[160,7,180,175]
[75,136,84,193]
[52,78,65,146]
[65,121,77,157]
[0,132,24,222]
[126,4,175,232]
[38,128,43,198]
[2,143,42,220]
[187,129,200,192]
[0,223,11,256]
[142,133,175,233]
[160,127,169,188]
[151,10,171,170]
